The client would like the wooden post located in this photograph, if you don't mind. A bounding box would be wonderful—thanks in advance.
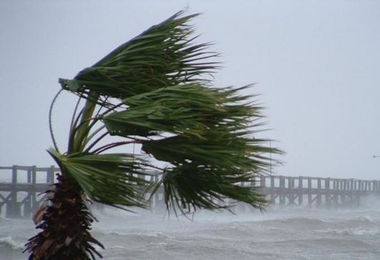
[341,181,346,206]
[260,175,265,189]
[27,168,32,183]
[308,177,312,207]
[24,167,33,217]
[279,176,285,205]
[333,180,338,206]
[288,177,296,205]
[298,176,303,206]
[349,179,354,205]
[48,165,56,184]
[316,178,321,206]
[270,176,275,203]
[31,166,37,212]
[325,178,331,207]
[6,166,20,218]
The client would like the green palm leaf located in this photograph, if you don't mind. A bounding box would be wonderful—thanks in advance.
[102,84,261,138]
[48,148,150,208]
[59,11,217,99]
[161,164,266,213]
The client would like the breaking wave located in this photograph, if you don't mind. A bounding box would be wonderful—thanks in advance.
[0,236,24,251]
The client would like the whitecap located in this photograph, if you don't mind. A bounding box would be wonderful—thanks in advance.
[0,236,24,250]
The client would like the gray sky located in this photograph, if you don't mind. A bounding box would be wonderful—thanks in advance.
[0,0,379,179]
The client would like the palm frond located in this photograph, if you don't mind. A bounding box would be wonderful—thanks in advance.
[96,82,280,213]
[48,148,151,209]
[59,11,218,99]
[101,84,260,138]
[141,133,277,171]
[161,163,267,214]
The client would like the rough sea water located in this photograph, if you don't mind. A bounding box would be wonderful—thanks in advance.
[1,197,380,260]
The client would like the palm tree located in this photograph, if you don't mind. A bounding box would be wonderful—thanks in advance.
[24,11,279,259]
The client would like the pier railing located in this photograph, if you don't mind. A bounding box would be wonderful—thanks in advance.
[256,175,380,207]
[1,166,379,218]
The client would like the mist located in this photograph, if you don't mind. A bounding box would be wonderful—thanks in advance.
[1,1,380,259]
[1,0,379,179]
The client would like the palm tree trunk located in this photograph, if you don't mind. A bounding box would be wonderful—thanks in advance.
[25,173,103,260]
[26,91,103,259]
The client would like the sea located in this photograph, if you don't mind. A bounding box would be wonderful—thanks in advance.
[1,198,380,260]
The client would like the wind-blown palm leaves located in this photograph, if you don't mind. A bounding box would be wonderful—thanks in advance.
[26,11,280,260]
[48,149,149,208]
[59,12,216,99]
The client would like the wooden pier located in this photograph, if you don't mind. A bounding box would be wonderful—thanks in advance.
[1,166,380,218]
[0,166,55,218]
[257,175,380,207]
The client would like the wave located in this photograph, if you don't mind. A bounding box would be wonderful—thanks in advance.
[271,215,376,224]
[255,217,330,231]
[351,215,377,222]
[96,230,169,239]
[317,227,380,236]
[0,236,24,251]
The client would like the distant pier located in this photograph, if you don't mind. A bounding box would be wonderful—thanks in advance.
[257,175,380,207]
[1,166,380,218]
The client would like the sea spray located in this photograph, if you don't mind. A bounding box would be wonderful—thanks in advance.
[2,201,380,260]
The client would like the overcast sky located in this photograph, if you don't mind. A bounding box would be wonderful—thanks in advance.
[0,0,379,179]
